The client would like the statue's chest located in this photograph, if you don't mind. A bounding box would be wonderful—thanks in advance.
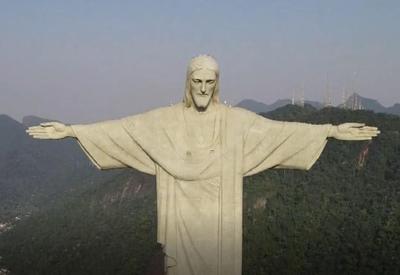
[183,113,220,147]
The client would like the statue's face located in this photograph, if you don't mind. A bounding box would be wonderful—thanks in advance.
[190,69,217,111]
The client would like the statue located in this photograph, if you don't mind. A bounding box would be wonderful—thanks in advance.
[27,55,379,275]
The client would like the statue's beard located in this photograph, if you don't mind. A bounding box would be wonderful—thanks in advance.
[196,106,207,112]
[192,94,212,111]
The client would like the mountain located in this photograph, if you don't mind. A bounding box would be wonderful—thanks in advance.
[386,103,400,116]
[1,108,400,274]
[340,93,387,113]
[342,93,400,116]
[237,94,400,116]
[0,115,26,158]
[236,98,324,113]
[261,103,319,121]
[236,99,272,113]
[245,106,400,275]
[0,114,158,274]
[0,169,157,275]
[0,114,157,274]
[0,114,100,222]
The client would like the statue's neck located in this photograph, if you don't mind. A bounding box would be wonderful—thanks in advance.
[187,102,218,116]
[183,103,220,147]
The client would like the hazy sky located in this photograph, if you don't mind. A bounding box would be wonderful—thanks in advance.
[1,0,399,123]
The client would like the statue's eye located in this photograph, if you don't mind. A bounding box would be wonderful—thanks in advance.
[192,79,201,84]
[206,80,215,84]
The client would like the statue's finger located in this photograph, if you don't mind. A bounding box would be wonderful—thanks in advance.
[40,122,56,127]
[364,132,380,137]
[32,134,51,139]
[27,131,45,135]
[349,136,372,140]
[28,126,45,131]
[348,123,365,128]
[359,129,380,134]
[365,132,379,135]
[359,128,378,132]
[362,126,378,131]
[32,133,50,137]
[359,134,378,138]
[27,131,47,136]
[356,130,377,135]
[363,129,380,135]
[26,129,47,134]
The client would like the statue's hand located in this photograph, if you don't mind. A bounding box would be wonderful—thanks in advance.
[329,123,380,141]
[26,122,75,140]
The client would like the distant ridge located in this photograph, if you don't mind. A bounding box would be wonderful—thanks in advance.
[236,99,271,113]
[236,99,323,113]
[339,93,386,113]
[0,114,96,222]
[386,103,400,116]
[0,114,26,156]
[236,94,400,115]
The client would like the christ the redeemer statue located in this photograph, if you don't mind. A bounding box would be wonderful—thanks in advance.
[27,55,379,275]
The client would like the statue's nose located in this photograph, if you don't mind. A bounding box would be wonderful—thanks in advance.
[201,82,206,93]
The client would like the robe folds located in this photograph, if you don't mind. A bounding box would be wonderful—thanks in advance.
[71,103,331,275]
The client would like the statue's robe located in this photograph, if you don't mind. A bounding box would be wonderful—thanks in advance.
[71,103,331,275]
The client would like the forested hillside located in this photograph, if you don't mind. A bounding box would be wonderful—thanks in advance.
[0,115,95,222]
[1,106,399,274]
[243,105,400,274]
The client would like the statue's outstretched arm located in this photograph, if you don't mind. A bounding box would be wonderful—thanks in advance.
[243,114,380,175]
[26,122,76,139]
[328,123,380,141]
[27,119,155,174]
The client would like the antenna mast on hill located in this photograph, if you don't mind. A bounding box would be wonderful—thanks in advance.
[352,94,357,110]
[292,84,304,107]
[291,90,295,105]
[299,83,305,107]
[324,74,333,107]
[350,93,364,110]
[342,87,348,109]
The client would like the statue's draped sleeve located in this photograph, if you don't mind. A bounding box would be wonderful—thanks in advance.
[242,111,332,176]
[71,119,155,175]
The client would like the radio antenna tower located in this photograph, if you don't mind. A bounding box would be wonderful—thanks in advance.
[324,74,333,107]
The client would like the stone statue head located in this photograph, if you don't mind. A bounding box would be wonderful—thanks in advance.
[184,55,220,110]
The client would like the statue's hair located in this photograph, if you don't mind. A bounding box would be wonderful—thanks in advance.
[183,54,220,108]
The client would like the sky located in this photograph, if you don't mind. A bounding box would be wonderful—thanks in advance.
[0,0,399,123]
